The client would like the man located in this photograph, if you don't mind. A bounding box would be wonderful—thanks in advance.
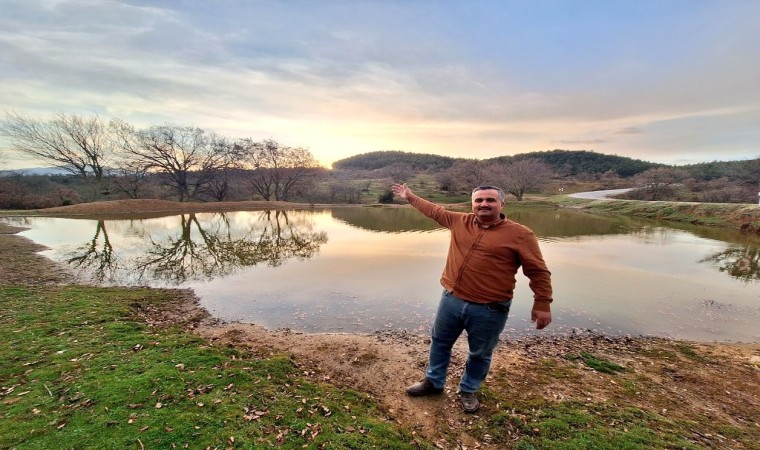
[391,183,553,413]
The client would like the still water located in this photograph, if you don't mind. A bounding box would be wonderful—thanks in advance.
[5,206,759,342]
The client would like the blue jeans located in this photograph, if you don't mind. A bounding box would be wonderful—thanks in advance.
[425,290,511,393]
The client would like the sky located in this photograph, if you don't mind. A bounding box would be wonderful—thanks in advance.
[1,0,759,170]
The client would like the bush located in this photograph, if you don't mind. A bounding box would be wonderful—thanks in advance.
[0,177,82,209]
[378,189,395,204]
[0,192,59,209]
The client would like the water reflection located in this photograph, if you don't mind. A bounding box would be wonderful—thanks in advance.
[508,207,644,239]
[133,211,327,283]
[38,211,328,284]
[66,220,120,282]
[331,207,440,233]
[4,206,759,343]
[700,244,760,282]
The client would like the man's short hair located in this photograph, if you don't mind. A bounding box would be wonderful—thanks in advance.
[472,185,506,202]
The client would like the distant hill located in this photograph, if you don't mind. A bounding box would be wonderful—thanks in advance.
[0,167,71,177]
[332,149,760,180]
[488,150,662,177]
[333,149,662,177]
[332,150,458,171]
[679,159,760,181]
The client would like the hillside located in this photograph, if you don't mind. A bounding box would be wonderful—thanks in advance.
[332,149,759,180]
[332,150,457,171]
[488,149,661,177]
[332,149,663,176]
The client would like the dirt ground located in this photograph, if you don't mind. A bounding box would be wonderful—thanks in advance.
[2,200,759,447]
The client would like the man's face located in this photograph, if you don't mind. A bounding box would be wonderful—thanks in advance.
[471,189,504,224]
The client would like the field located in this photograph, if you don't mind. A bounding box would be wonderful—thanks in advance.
[1,199,760,449]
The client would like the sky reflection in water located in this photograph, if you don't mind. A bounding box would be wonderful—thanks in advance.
[7,206,760,343]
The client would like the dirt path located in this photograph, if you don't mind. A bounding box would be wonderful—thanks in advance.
[2,209,759,446]
[193,322,760,446]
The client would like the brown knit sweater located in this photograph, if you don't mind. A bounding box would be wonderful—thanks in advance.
[408,193,553,312]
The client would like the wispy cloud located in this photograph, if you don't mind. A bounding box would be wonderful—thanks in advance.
[559,139,607,145]
[615,127,644,135]
[1,0,759,169]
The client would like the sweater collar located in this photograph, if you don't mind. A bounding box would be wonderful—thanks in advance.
[474,213,506,228]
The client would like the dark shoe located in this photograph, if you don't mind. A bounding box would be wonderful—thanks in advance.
[406,378,443,396]
[459,392,480,413]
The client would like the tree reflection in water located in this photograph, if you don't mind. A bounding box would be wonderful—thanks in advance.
[135,211,327,284]
[67,220,120,283]
[700,243,760,283]
[65,211,327,285]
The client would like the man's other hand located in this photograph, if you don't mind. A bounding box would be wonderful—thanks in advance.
[531,309,552,330]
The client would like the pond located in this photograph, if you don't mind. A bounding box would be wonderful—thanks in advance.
[4,206,759,343]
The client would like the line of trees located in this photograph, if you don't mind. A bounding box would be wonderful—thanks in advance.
[2,111,758,208]
[0,112,322,203]
[433,158,554,201]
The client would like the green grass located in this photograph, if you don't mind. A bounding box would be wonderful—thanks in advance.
[3,284,758,449]
[499,401,700,450]
[675,344,710,363]
[0,285,420,449]
[569,353,626,374]
[577,199,760,230]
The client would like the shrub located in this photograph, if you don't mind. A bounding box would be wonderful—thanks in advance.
[378,189,395,204]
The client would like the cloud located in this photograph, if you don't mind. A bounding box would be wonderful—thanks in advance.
[615,127,644,135]
[558,139,607,145]
[1,0,760,169]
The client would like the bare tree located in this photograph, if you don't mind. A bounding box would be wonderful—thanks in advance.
[436,160,491,195]
[1,112,112,182]
[634,167,689,201]
[118,124,240,201]
[326,180,363,203]
[382,163,414,183]
[108,119,151,198]
[491,158,554,201]
[435,169,458,195]
[237,139,322,201]
[108,165,151,199]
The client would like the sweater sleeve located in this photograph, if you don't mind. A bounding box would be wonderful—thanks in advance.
[406,193,458,228]
[518,230,554,312]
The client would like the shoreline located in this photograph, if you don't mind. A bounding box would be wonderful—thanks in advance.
[2,205,760,447]
[2,194,758,233]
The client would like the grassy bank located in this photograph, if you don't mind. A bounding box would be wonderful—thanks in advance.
[2,285,759,449]
[0,286,416,449]
[385,174,760,233]
[535,195,760,233]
